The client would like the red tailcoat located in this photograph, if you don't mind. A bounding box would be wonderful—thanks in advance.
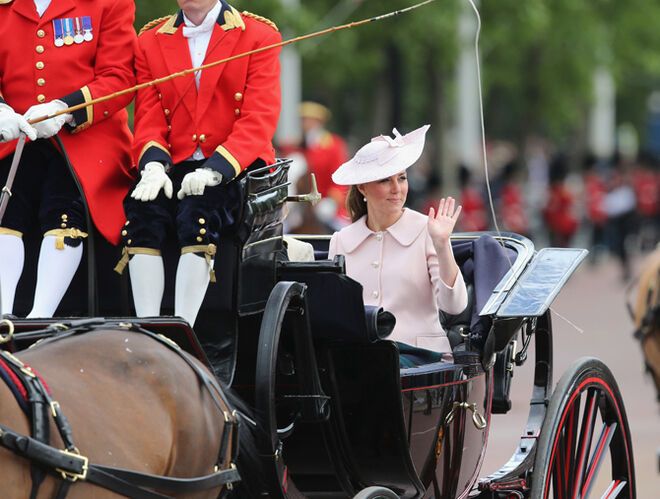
[0,0,136,244]
[133,4,281,182]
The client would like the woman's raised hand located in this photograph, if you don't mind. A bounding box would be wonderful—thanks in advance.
[428,197,462,245]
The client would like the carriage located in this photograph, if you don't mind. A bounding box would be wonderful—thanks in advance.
[0,159,635,498]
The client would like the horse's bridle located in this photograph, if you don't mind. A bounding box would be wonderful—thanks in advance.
[0,319,242,499]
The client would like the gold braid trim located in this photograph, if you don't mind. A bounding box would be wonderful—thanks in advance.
[114,247,161,275]
[139,15,174,36]
[44,229,88,250]
[0,228,23,238]
[242,11,278,32]
[181,244,217,283]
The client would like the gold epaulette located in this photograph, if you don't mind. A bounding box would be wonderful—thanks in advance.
[139,15,173,36]
[242,11,279,32]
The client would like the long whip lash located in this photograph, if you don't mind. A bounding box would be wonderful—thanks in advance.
[26,0,438,125]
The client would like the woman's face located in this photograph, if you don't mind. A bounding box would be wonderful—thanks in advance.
[359,172,409,217]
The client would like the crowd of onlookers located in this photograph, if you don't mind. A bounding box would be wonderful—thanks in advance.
[278,106,658,282]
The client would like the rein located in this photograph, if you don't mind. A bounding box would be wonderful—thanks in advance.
[0,321,241,499]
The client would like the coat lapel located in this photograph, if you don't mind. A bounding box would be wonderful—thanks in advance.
[196,22,242,122]
[156,25,197,119]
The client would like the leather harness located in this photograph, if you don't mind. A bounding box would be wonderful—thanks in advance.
[0,321,241,498]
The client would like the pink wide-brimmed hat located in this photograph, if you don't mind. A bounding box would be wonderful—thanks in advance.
[332,124,430,186]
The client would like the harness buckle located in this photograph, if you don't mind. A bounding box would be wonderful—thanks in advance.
[0,319,14,344]
[57,448,89,482]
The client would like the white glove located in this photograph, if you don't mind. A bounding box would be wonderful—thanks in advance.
[130,162,173,201]
[23,100,73,139]
[0,104,37,142]
[177,168,222,200]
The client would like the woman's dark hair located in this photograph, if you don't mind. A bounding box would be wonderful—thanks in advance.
[346,185,367,222]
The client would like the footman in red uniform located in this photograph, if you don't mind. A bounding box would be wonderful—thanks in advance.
[0,0,136,317]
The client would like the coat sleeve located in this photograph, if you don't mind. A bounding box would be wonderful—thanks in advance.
[59,0,137,132]
[132,38,172,171]
[426,233,468,315]
[205,26,282,182]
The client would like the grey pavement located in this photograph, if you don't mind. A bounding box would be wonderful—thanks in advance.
[480,253,660,498]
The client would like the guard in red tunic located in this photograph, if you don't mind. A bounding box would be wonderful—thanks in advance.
[0,0,136,317]
[118,0,281,326]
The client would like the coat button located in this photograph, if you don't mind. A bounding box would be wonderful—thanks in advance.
[200,228,207,235]
[124,220,130,226]
[163,108,170,116]
[199,134,206,143]
[121,230,128,236]
[167,125,172,131]
[198,218,206,224]
[36,61,45,70]
[375,233,383,241]
[196,236,203,243]
[372,291,379,299]
[234,92,243,101]
[37,29,46,38]
[103,110,109,117]
[37,94,46,103]
[35,45,45,53]
[234,108,240,116]
[192,134,197,142]
[37,78,46,86]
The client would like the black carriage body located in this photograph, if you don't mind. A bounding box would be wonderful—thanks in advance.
[1,160,633,499]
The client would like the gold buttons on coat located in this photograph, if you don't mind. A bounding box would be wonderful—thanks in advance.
[124,221,130,226]
[167,125,172,131]
[234,92,243,101]
[234,109,240,116]
[121,230,128,236]
[36,45,45,53]
[200,228,207,235]
[198,218,206,224]
[37,29,46,38]
[60,223,67,229]
[163,108,170,116]
[36,61,45,70]
[37,94,46,103]
[103,111,109,117]
[199,134,206,143]
[192,134,197,142]
[196,236,203,243]
[37,78,45,87]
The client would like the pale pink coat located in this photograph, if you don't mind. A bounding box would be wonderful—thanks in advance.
[329,208,468,352]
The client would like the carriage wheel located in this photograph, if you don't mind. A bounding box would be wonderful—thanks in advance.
[352,486,400,499]
[530,357,635,498]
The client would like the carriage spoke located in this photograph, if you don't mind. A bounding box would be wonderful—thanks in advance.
[565,401,580,490]
[581,422,617,498]
[600,479,626,499]
[571,388,599,499]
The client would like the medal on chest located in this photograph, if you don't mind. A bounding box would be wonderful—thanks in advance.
[62,18,74,45]
[52,16,94,47]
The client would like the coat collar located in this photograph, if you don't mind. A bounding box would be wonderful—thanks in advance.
[11,0,76,24]
[164,1,245,33]
[340,208,427,253]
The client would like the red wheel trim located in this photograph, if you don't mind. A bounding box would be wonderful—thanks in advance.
[543,377,633,498]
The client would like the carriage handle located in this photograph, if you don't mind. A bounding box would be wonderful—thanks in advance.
[444,401,487,430]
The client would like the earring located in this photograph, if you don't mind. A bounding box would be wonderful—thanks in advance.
[363,197,367,202]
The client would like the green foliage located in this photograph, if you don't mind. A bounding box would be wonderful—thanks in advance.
[132,0,660,144]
